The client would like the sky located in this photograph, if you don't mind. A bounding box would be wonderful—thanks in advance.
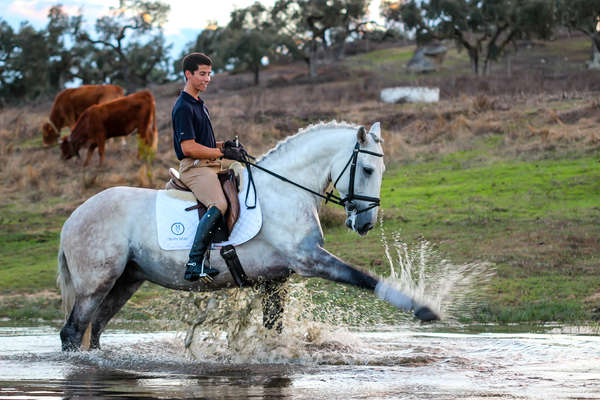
[0,0,384,60]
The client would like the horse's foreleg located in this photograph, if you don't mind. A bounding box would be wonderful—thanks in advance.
[260,278,288,333]
[304,247,439,322]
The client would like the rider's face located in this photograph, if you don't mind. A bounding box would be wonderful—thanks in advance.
[186,65,212,93]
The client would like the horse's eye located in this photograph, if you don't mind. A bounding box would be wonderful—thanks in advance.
[363,166,374,176]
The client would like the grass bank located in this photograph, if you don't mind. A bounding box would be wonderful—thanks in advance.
[2,147,598,324]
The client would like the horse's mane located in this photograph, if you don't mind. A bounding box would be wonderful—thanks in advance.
[259,120,359,162]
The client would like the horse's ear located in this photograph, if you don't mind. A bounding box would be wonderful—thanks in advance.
[357,126,367,145]
[368,122,382,142]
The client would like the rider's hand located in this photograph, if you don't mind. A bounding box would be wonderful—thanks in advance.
[222,146,246,162]
[223,140,237,149]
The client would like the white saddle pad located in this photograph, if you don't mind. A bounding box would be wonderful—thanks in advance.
[156,169,261,251]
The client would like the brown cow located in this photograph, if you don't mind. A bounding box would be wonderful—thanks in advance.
[60,90,158,167]
[43,84,124,145]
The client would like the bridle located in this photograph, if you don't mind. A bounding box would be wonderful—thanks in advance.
[240,140,384,215]
[328,142,384,214]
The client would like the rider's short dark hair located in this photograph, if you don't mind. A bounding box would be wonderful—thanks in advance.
[182,53,212,78]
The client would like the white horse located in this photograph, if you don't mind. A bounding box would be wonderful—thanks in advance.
[57,121,438,351]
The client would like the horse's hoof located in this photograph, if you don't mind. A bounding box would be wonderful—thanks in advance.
[414,306,440,322]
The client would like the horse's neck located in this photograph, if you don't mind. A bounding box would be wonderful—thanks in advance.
[257,128,354,200]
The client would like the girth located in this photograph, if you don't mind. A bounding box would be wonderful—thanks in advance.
[165,168,241,235]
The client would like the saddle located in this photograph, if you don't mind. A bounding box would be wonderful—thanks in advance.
[165,168,240,235]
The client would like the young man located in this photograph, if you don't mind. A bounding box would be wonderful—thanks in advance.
[172,52,244,282]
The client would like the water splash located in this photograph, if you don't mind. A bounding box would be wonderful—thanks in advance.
[178,212,494,363]
[182,282,361,364]
[378,211,495,323]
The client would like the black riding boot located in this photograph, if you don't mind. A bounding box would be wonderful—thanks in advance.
[184,206,223,283]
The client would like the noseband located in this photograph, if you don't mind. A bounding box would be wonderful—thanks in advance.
[327,142,384,214]
[241,141,383,215]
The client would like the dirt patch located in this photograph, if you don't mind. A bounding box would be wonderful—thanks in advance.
[0,290,60,301]
[554,103,600,124]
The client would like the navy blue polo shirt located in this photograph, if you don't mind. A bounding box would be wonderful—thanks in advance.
[172,91,216,160]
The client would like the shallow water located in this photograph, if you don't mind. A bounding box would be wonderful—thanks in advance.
[1,325,599,399]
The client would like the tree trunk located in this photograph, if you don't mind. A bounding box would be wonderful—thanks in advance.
[253,66,260,85]
[469,48,480,76]
[309,42,318,78]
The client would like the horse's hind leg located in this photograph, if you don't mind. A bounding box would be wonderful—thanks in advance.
[89,265,144,349]
[60,293,107,351]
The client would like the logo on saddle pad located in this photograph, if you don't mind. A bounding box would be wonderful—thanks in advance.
[170,222,185,235]
[156,183,262,251]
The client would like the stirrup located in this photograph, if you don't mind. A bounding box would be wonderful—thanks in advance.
[184,251,219,283]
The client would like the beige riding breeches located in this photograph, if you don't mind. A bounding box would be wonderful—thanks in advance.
[179,158,228,215]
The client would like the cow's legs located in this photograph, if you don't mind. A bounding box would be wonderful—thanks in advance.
[90,266,144,349]
[137,119,152,158]
[97,137,106,167]
[83,143,97,167]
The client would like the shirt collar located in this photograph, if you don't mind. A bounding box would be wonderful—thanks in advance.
[181,91,203,105]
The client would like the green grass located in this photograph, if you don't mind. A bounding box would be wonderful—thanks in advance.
[319,148,600,323]
[0,202,171,320]
[0,204,64,294]
[0,142,598,325]
[350,46,415,65]
[383,153,600,223]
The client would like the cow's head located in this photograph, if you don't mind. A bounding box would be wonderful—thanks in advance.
[60,136,79,160]
[42,122,59,146]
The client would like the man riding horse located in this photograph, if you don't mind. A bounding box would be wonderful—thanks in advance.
[172,52,245,282]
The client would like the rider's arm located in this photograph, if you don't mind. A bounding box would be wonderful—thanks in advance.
[181,139,224,160]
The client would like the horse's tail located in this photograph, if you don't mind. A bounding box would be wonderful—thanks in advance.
[57,245,74,319]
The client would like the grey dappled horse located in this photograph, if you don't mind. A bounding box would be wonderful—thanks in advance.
[57,121,438,351]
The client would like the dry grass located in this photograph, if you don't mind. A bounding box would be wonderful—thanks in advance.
[1,43,599,215]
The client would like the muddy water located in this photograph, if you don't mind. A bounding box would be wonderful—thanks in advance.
[1,325,598,399]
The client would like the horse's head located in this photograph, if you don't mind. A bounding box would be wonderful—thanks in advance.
[60,136,79,160]
[333,122,385,236]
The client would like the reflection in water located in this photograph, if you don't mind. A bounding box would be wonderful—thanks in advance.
[59,368,292,399]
